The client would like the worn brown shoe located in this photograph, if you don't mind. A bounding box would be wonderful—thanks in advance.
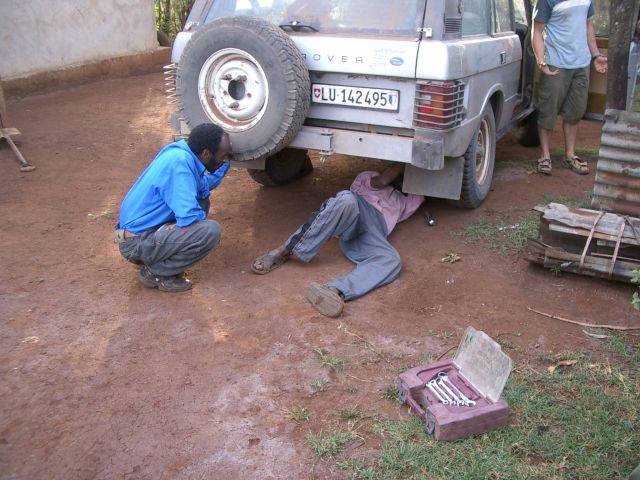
[307,282,344,317]
[139,267,192,292]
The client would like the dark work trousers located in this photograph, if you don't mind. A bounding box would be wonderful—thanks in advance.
[118,198,220,277]
[285,191,402,301]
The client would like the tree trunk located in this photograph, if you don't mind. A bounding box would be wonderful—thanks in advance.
[606,0,640,109]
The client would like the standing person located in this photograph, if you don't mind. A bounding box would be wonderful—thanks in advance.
[115,123,233,292]
[532,0,608,175]
[250,164,424,317]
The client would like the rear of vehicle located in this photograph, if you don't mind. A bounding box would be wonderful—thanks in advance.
[169,0,535,207]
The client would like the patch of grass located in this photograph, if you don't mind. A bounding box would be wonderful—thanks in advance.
[283,405,309,423]
[495,334,521,352]
[495,158,538,174]
[381,385,402,403]
[551,146,599,157]
[548,264,562,276]
[604,335,633,357]
[336,457,367,474]
[337,351,639,480]
[307,429,359,459]
[338,406,376,422]
[310,378,329,392]
[451,214,540,255]
[543,193,592,209]
[428,329,455,341]
[314,347,345,371]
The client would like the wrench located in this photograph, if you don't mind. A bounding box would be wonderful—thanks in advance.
[437,378,465,406]
[437,373,476,406]
[429,380,454,405]
[426,382,449,405]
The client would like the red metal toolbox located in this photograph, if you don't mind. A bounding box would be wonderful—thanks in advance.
[398,327,512,441]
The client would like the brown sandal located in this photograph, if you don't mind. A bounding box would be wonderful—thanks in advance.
[563,156,589,175]
[537,157,552,175]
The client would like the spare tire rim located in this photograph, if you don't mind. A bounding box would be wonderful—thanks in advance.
[198,48,268,132]
[475,117,492,185]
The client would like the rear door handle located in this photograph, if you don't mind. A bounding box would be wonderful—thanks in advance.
[500,51,507,64]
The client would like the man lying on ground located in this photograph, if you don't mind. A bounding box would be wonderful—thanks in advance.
[251,164,424,317]
[114,123,233,292]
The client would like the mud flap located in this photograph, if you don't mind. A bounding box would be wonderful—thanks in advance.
[402,157,464,199]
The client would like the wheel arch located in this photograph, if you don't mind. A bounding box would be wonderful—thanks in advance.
[488,88,504,127]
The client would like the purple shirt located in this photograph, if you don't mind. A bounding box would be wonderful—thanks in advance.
[350,171,425,234]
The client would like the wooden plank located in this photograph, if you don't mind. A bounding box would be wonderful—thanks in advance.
[542,203,640,240]
[526,239,638,282]
[548,223,640,245]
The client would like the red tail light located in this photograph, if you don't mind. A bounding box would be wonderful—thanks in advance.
[414,81,465,130]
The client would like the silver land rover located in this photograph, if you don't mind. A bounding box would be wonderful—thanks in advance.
[167,0,538,207]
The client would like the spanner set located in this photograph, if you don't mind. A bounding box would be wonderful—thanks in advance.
[425,372,476,407]
[398,327,513,441]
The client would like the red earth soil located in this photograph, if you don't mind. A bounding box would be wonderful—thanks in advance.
[0,73,637,479]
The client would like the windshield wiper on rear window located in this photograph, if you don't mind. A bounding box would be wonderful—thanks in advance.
[279,21,318,32]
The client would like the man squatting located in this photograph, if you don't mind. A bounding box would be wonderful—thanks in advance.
[114,123,232,292]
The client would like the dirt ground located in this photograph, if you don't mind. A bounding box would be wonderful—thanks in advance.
[0,72,637,479]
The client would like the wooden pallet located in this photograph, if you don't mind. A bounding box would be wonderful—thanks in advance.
[526,203,640,282]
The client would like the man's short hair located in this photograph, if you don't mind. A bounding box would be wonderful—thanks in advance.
[187,123,225,155]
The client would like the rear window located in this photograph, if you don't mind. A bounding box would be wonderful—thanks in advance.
[205,0,427,36]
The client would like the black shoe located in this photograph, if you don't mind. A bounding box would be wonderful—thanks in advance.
[139,267,192,292]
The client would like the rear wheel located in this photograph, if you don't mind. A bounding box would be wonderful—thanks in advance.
[450,103,496,209]
[248,148,313,186]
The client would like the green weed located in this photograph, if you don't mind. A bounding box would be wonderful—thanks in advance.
[548,264,562,276]
[338,406,376,422]
[307,429,359,459]
[283,405,309,423]
[428,329,455,341]
[310,378,329,392]
[381,385,402,403]
[551,146,599,157]
[452,215,539,255]
[543,193,592,209]
[495,158,538,174]
[314,347,346,371]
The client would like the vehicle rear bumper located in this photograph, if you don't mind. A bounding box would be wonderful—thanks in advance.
[289,126,444,170]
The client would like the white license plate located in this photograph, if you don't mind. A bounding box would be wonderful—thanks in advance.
[311,84,400,111]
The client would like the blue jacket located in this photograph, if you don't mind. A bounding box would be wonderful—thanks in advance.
[118,140,229,233]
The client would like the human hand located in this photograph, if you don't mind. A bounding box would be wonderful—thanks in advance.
[370,163,404,189]
[594,55,607,74]
[541,64,559,76]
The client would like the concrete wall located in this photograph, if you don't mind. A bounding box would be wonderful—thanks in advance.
[0,0,157,81]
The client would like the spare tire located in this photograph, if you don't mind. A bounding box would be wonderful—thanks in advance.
[176,17,310,162]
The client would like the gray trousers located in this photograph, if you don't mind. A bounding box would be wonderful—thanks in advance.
[118,198,220,277]
[286,191,402,301]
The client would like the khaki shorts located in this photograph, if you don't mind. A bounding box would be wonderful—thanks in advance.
[537,66,590,130]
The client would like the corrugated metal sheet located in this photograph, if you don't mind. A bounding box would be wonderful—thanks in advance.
[592,109,640,216]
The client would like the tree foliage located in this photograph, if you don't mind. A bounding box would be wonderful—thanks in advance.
[155,0,195,42]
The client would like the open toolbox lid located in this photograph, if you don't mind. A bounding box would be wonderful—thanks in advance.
[453,327,512,403]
